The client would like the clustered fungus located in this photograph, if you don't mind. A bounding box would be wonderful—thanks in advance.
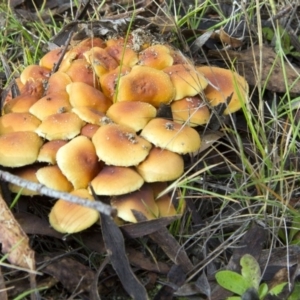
[0,29,249,234]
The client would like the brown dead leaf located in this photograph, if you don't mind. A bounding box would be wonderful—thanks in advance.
[0,193,35,271]
[218,28,244,48]
[209,45,300,94]
[127,248,170,274]
[37,254,95,293]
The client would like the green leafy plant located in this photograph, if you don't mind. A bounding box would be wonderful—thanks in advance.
[215,254,287,299]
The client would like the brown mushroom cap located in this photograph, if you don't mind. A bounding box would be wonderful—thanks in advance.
[111,184,159,223]
[136,147,184,182]
[138,44,174,70]
[90,166,144,196]
[20,65,50,84]
[197,66,249,115]
[0,112,41,134]
[64,59,98,88]
[163,64,208,100]
[9,165,41,196]
[18,78,45,98]
[80,124,100,139]
[29,92,71,120]
[83,47,119,77]
[3,94,40,114]
[99,65,131,99]
[72,107,109,125]
[106,101,157,132]
[49,189,99,233]
[35,112,84,140]
[0,131,43,167]
[36,165,73,192]
[45,72,72,95]
[140,118,201,154]
[115,65,175,107]
[77,37,106,49]
[171,96,211,127]
[56,136,101,189]
[106,40,139,67]
[39,48,63,70]
[92,123,152,166]
[37,140,68,164]
[66,82,112,112]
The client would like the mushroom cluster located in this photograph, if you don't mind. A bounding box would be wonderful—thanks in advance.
[0,30,249,233]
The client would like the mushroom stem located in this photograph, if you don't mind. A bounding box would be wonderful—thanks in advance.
[0,169,116,217]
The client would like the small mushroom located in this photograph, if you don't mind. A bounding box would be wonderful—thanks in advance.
[136,147,184,182]
[0,131,43,167]
[49,189,99,233]
[0,112,41,134]
[45,72,72,95]
[111,184,159,223]
[163,64,208,100]
[106,101,157,132]
[197,66,249,115]
[20,65,50,84]
[39,48,64,70]
[9,165,41,196]
[37,140,68,164]
[3,94,40,114]
[138,44,174,70]
[35,112,84,140]
[115,65,175,107]
[99,65,131,99]
[92,123,152,166]
[66,82,112,112]
[90,166,144,196]
[56,135,101,189]
[83,47,119,77]
[36,165,73,192]
[106,39,139,67]
[29,92,71,120]
[141,118,201,154]
[171,96,210,126]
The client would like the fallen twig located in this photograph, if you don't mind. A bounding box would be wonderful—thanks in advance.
[0,170,116,217]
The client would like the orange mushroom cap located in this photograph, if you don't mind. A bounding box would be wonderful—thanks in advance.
[171,96,210,127]
[66,82,112,112]
[39,48,64,70]
[163,64,208,100]
[90,166,144,196]
[20,65,50,84]
[0,112,41,134]
[83,47,119,77]
[37,140,68,164]
[56,136,101,189]
[136,147,184,182]
[115,65,175,107]
[197,66,249,115]
[106,101,157,132]
[138,44,174,70]
[92,123,152,166]
[111,184,159,223]
[36,165,73,192]
[35,112,85,140]
[49,189,99,233]
[0,132,43,167]
[29,92,71,120]
[9,164,41,196]
[141,118,201,154]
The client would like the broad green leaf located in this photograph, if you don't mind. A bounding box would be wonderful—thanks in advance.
[227,297,241,300]
[269,282,288,296]
[240,254,261,290]
[215,270,250,296]
[288,281,300,300]
[258,283,268,299]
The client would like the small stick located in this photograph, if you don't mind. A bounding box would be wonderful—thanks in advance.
[0,170,116,217]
